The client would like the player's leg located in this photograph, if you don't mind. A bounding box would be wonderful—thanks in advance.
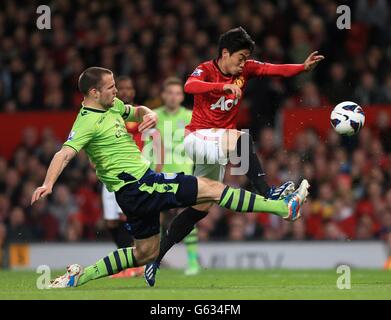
[102,185,144,278]
[166,128,293,262]
[48,234,159,288]
[77,235,159,285]
[161,207,201,275]
[157,176,308,248]
[49,180,165,288]
[148,129,295,284]
[222,129,295,199]
[154,164,223,270]
[102,185,134,248]
[197,177,308,217]
[145,172,309,287]
[154,128,292,272]
[183,227,200,275]
[174,131,229,274]
[49,221,161,288]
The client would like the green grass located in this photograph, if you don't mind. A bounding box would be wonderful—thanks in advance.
[0,269,390,300]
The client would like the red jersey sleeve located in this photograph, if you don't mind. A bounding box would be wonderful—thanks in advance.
[185,64,225,94]
[244,59,305,78]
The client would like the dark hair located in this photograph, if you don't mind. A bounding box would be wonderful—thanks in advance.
[78,67,113,95]
[218,27,255,57]
[162,77,183,91]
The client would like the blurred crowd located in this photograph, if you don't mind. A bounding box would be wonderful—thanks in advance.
[0,127,104,245]
[199,112,391,245]
[0,0,390,128]
[1,0,391,249]
[1,113,391,247]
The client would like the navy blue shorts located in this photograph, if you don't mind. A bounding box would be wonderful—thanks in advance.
[115,169,198,239]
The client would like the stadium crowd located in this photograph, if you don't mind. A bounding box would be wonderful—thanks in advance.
[1,117,391,245]
[0,0,391,250]
[0,0,390,125]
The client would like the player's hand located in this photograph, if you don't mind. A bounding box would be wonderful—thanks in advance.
[139,112,158,132]
[31,185,52,205]
[303,51,325,71]
[223,84,242,99]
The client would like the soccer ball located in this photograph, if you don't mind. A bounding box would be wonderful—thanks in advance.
[330,101,365,136]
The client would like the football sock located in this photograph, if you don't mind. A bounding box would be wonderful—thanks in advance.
[108,222,135,248]
[78,248,137,286]
[219,186,287,217]
[156,207,207,265]
[235,133,270,196]
[184,227,200,269]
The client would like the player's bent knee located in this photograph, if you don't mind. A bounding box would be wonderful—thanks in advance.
[148,248,159,262]
[133,234,160,265]
[193,202,213,212]
[136,247,159,265]
[197,177,225,203]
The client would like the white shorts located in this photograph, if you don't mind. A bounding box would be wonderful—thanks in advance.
[184,129,228,182]
[102,184,122,220]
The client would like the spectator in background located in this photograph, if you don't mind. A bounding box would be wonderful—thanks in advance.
[290,217,308,240]
[354,71,383,105]
[356,0,389,32]
[0,157,8,192]
[29,197,59,241]
[323,63,352,104]
[379,74,391,103]
[0,195,10,223]
[48,184,79,240]
[372,111,391,153]
[285,82,329,108]
[7,207,34,243]
[288,24,313,87]
[228,215,246,241]
[0,223,6,267]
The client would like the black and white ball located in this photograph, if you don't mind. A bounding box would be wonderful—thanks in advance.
[330,101,365,136]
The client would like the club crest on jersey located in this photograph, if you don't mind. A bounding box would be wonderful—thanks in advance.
[234,76,245,88]
[191,68,203,77]
[67,131,75,141]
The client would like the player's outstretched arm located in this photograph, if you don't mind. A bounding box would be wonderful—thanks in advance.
[184,77,242,98]
[31,146,76,205]
[252,51,324,77]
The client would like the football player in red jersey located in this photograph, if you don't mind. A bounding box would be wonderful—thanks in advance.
[145,27,324,286]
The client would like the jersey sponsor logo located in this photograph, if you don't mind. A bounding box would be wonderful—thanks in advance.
[191,68,203,77]
[115,120,127,138]
[234,76,245,88]
[67,131,75,141]
[210,96,239,111]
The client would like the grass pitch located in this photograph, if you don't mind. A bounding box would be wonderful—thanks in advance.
[0,269,390,300]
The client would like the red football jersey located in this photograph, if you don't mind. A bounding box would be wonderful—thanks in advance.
[185,59,305,131]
